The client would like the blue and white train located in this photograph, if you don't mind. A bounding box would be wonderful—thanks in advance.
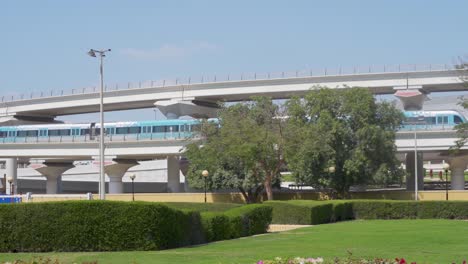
[0,119,205,143]
[400,110,466,130]
[0,110,465,142]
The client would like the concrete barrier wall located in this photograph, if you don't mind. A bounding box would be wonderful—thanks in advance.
[20,190,468,203]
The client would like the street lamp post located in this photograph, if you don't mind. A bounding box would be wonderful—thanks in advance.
[129,174,136,201]
[405,115,425,201]
[202,170,209,203]
[6,176,13,195]
[88,48,111,200]
[443,163,450,201]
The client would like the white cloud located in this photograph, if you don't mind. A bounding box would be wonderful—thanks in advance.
[121,41,219,60]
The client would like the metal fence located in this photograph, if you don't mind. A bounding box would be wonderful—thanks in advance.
[0,64,459,103]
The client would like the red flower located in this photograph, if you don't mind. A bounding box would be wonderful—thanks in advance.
[399,258,407,264]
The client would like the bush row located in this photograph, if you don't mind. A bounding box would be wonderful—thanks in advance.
[266,200,468,225]
[0,201,272,252]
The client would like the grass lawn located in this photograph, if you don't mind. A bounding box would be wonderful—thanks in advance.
[1,220,468,264]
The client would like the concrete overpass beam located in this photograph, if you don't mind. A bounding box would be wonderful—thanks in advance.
[5,158,17,194]
[35,162,75,194]
[155,99,218,119]
[449,156,468,190]
[405,152,424,191]
[105,159,139,194]
[167,156,183,192]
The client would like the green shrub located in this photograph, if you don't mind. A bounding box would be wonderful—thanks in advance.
[201,212,232,242]
[163,202,241,212]
[331,201,354,222]
[417,201,468,219]
[265,201,334,225]
[268,200,468,225]
[0,201,194,252]
[225,204,273,236]
[200,204,272,242]
[265,201,311,225]
[351,200,419,219]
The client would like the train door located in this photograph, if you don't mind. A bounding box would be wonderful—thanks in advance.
[38,128,48,141]
[6,129,16,143]
[71,128,80,137]
[105,126,115,140]
[140,125,152,139]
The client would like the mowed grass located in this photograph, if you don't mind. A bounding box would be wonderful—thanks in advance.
[1,220,468,264]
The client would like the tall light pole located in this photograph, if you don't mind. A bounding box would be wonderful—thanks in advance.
[443,163,450,201]
[202,170,209,203]
[411,115,425,201]
[129,173,136,201]
[88,48,111,200]
[414,122,418,201]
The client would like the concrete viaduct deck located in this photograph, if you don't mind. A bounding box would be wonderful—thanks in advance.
[0,68,464,122]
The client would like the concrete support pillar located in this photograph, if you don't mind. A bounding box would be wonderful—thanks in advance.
[105,159,139,194]
[405,152,424,191]
[35,162,74,194]
[394,86,428,111]
[449,156,468,190]
[5,158,17,195]
[167,156,182,192]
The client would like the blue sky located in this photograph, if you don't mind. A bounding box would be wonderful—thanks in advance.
[1,0,467,122]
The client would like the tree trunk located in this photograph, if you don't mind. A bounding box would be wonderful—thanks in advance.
[264,176,274,200]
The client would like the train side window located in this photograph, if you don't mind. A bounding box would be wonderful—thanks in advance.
[116,127,129,134]
[443,116,449,124]
[153,126,165,133]
[17,131,28,137]
[27,130,38,137]
[425,117,435,124]
[454,115,463,124]
[128,127,141,134]
[0,131,6,138]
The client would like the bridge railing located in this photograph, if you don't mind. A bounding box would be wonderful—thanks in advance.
[0,132,201,144]
[0,63,460,103]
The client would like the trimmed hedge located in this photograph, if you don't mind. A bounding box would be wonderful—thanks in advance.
[266,200,468,225]
[0,201,272,252]
[163,202,241,212]
[202,204,273,242]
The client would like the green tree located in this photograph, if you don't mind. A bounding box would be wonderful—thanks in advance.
[184,97,286,202]
[452,57,468,152]
[285,87,404,197]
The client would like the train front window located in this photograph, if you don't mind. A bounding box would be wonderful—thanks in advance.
[454,115,464,124]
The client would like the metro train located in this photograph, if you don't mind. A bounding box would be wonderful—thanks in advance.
[400,110,466,130]
[0,119,205,142]
[0,110,465,142]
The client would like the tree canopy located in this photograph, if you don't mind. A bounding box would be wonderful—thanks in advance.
[185,88,404,200]
[452,57,468,152]
[184,97,285,202]
[285,87,404,197]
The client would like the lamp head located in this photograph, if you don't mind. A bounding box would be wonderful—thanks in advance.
[202,170,209,177]
[129,174,136,180]
[328,166,336,173]
[443,163,450,171]
[6,176,13,183]
[87,49,97,57]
